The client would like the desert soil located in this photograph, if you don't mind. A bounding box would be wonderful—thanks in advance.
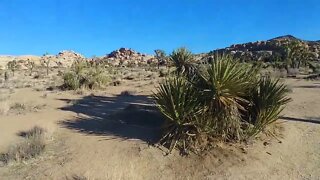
[0,76,319,180]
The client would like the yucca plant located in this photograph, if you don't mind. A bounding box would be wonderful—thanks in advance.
[153,48,291,154]
[170,47,196,78]
[192,55,260,140]
[245,78,291,137]
[153,77,202,154]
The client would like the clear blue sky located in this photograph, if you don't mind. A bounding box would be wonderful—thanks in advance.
[0,0,319,57]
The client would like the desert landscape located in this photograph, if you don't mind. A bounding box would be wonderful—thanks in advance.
[0,34,319,179]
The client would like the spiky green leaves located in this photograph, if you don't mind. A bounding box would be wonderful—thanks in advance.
[170,48,196,77]
[195,55,259,110]
[153,49,291,154]
[153,77,201,124]
[246,78,291,136]
[153,77,202,153]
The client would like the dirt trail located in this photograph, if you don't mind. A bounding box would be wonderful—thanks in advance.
[0,79,319,180]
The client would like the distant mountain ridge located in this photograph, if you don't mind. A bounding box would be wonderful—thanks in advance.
[0,35,319,70]
[210,35,320,61]
[271,35,300,41]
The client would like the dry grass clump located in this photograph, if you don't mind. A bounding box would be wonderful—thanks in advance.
[153,48,291,155]
[0,126,46,165]
[17,126,46,138]
[10,102,27,112]
[7,102,46,115]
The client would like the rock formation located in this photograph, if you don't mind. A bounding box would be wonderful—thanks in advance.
[99,48,155,66]
[53,50,86,67]
[0,50,85,70]
[210,35,320,62]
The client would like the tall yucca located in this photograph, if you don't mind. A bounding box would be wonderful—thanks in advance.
[193,55,260,140]
[195,55,259,109]
[170,47,196,77]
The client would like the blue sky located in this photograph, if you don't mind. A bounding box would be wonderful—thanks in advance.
[0,0,319,57]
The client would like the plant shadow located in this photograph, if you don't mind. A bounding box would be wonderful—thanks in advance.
[58,94,165,143]
[294,85,320,89]
[281,116,320,124]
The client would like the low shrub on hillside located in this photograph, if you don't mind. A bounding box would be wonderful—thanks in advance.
[153,48,291,155]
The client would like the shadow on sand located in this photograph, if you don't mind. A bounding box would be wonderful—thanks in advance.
[294,82,320,89]
[294,85,320,89]
[281,116,320,125]
[58,94,165,143]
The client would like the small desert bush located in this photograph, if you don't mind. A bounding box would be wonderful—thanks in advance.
[0,126,46,165]
[120,90,136,96]
[18,126,46,138]
[153,50,291,154]
[63,61,111,90]
[6,102,46,115]
[10,102,26,112]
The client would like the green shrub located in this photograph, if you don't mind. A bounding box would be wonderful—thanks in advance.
[83,68,111,89]
[63,72,81,90]
[153,50,291,154]
[63,62,111,90]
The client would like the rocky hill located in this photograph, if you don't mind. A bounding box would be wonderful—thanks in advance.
[53,50,85,67]
[1,35,319,70]
[97,48,155,66]
[0,50,85,70]
[210,35,320,62]
[0,48,155,70]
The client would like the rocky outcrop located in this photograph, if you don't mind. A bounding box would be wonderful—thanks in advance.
[99,48,155,66]
[53,50,85,67]
[0,50,85,70]
[210,35,320,62]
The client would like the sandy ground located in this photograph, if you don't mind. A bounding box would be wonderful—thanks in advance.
[0,75,319,179]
